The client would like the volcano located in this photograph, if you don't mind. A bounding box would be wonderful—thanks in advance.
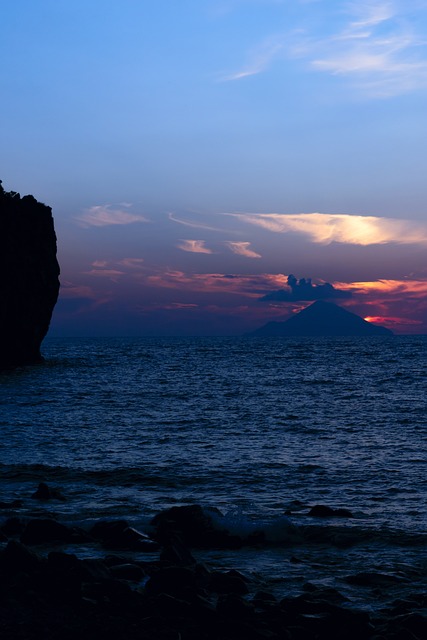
[250,301,393,337]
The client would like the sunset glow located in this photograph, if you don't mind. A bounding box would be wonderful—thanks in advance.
[2,0,427,335]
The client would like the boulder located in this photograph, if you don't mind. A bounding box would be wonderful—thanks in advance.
[89,519,159,551]
[151,504,243,549]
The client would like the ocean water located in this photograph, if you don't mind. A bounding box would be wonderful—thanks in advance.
[1,336,426,610]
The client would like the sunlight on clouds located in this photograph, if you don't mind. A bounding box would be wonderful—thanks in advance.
[231,212,427,245]
[339,278,427,296]
[75,205,148,228]
[145,270,285,297]
[224,241,262,258]
[364,315,422,326]
[177,240,214,254]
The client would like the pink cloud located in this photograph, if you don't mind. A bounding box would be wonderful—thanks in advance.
[224,241,262,258]
[176,240,214,254]
[75,205,148,228]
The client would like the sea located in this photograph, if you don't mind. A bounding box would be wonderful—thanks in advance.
[1,336,426,612]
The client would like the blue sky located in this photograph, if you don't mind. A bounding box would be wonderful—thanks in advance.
[2,0,427,335]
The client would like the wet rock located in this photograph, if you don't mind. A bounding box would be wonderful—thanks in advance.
[0,517,25,536]
[151,504,243,548]
[79,558,112,581]
[160,539,197,566]
[109,563,145,581]
[0,539,42,574]
[386,611,427,639]
[308,505,354,518]
[209,570,249,595]
[20,518,87,545]
[31,482,66,501]
[216,593,256,619]
[89,519,159,551]
[145,566,200,598]
[252,591,278,611]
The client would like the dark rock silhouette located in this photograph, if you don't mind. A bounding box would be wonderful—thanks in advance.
[0,180,60,367]
[250,300,393,337]
[0,512,422,639]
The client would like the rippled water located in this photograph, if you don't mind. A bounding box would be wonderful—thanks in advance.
[1,336,426,607]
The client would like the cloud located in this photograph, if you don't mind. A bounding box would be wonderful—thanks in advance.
[118,258,145,269]
[364,315,423,326]
[338,278,427,298]
[177,240,214,254]
[229,212,427,245]
[224,241,262,258]
[169,212,224,233]
[85,269,125,281]
[219,37,284,81]
[219,1,427,96]
[144,269,286,297]
[294,1,427,97]
[75,205,148,228]
[261,273,352,302]
[59,281,96,299]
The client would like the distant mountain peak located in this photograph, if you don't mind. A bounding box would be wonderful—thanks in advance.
[250,301,393,337]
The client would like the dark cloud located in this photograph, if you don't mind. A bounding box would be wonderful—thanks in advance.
[260,274,352,302]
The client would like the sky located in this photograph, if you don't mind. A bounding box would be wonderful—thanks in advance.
[2,0,427,336]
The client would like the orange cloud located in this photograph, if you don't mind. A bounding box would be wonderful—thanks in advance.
[230,212,427,246]
[336,278,427,298]
[365,316,423,327]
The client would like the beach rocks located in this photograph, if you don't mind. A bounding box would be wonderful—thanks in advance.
[151,504,261,548]
[20,518,89,545]
[308,505,354,518]
[0,512,425,639]
[31,482,66,501]
[89,519,159,551]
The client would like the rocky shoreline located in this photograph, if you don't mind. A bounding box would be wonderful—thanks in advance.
[1,488,426,639]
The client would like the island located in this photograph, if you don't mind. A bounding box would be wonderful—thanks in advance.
[250,300,393,337]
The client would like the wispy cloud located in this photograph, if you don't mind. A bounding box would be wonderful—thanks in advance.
[224,241,262,258]
[169,212,225,233]
[229,212,427,245]
[338,278,427,297]
[118,258,145,269]
[144,270,285,297]
[295,1,427,96]
[177,240,214,254]
[219,37,284,81]
[219,1,427,96]
[59,281,96,299]
[75,205,148,228]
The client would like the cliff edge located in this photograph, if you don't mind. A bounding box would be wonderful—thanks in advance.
[0,180,60,367]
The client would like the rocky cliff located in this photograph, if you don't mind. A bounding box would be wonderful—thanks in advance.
[0,181,60,367]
